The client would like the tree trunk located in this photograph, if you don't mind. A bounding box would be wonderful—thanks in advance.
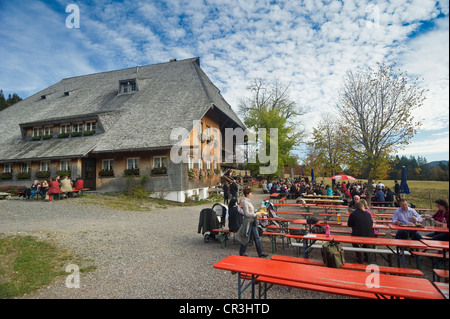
[366,178,373,206]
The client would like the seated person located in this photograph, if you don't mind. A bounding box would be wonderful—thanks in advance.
[228,199,243,232]
[74,179,84,191]
[60,176,73,197]
[392,199,423,240]
[40,180,49,199]
[47,177,61,201]
[348,202,375,263]
[29,180,41,199]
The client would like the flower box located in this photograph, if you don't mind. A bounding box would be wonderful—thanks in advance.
[83,130,95,136]
[151,167,167,175]
[0,172,12,180]
[17,172,31,180]
[124,168,140,176]
[70,132,82,137]
[42,135,53,140]
[56,170,71,177]
[32,136,42,141]
[98,169,114,177]
[58,133,69,139]
[36,171,50,178]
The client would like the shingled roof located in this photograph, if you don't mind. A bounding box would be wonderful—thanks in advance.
[0,57,245,162]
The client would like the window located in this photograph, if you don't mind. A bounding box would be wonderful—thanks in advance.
[21,162,31,173]
[213,161,217,169]
[4,163,12,173]
[120,80,138,94]
[60,124,70,134]
[188,156,193,170]
[40,161,50,172]
[43,126,52,136]
[102,159,114,171]
[60,160,71,171]
[127,158,139,169]
[32,127,41,137]
[206,160,211,169]
[198,159,203,169]
[85,121,96,132]
[153,156,167,168]
[72,123,83,133]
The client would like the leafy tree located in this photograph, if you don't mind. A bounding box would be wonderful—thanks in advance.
[335,62,426,204]
[239,78,308,178]
[0,90,22,111]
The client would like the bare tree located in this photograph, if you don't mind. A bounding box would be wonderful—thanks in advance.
[336,62,426,204]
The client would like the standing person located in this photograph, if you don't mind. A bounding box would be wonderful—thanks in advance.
[392,199,423,240]
[394,180,400,201]
[47,177,61,202]
[348,202,375,263]
[425,199,449,241]
[229,180,238,200]
[222,182,229,205]
[236,188,267,258]
[262,180,269,194]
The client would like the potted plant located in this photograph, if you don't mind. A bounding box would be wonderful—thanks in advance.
[188,168,199,180]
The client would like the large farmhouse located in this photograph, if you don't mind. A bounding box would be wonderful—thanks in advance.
[0,57,245,202]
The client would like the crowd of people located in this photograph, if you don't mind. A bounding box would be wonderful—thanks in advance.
[260,178,400,207]
[20,175,84,201]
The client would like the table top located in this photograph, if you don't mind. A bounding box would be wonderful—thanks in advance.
[214,255,443,299]
[286,233,428,249]
[420,239,449,250]
[390,224,449,233]
[292,219,389,230]
[273,203,317,207]
[300,198,344,203]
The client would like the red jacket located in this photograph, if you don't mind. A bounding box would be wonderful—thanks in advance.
[74,180,84,190]
[47,181,61,194]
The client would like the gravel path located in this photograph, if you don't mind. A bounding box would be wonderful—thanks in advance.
[0,192,436,299]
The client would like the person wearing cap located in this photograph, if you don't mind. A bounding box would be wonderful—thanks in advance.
[425,199,449,241]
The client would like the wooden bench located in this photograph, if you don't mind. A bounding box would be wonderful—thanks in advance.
[0,192,11,199]
[271,255,424,277]
[433,269,449,283]
[411,251,447,270]
[434,282,449,299]
[240,273,379,299]
[211,229,235,248]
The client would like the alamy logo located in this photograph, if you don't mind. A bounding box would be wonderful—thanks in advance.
[66,4,80,29]
[170,122,278,174]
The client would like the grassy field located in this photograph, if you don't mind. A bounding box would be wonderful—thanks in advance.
[319,178,449,209]
[0,235,95,298]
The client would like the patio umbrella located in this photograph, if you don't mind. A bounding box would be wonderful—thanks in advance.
[330,174,357,180]
[400,166,410,194]
[311,168,315,183]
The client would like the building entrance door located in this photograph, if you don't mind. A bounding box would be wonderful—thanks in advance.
[82,158,96,190]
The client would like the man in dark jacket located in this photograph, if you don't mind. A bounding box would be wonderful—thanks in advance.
[347,202,375,263]
[229,180,238,200]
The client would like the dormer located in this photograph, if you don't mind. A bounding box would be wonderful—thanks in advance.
[118,79,138,95]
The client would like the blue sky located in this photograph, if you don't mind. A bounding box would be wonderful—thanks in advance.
[0,0,448,163]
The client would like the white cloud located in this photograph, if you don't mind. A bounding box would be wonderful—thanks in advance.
[0,0,448,162]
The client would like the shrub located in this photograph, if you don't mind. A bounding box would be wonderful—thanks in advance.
[16,172,31,180]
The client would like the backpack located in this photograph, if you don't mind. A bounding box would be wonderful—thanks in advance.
[321,240,345,268]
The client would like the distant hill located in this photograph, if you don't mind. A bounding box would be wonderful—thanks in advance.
[428,160,449,167]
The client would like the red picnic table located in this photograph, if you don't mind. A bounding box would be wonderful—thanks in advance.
[214,255,444,299]
[287,232,427,267]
